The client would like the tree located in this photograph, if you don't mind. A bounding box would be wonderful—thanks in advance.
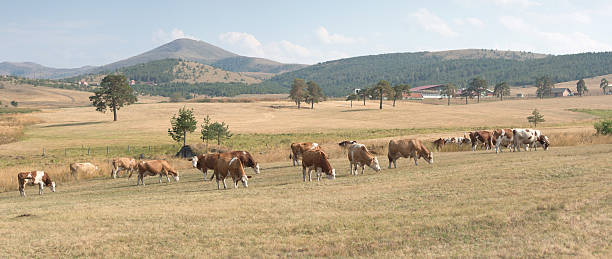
[10,100,18,107]
[391,84,410,107]
[346,93,358,108]
[200,115,215,152]
[493,82,511,101]
[527,109,545,127]
[441,83,457,106]
[467,77,488,103]
[460,87,472,104]
[371,80,393,110]
[89,75,137,121]
[576,79,588,96]
[536,76,554,99]
[209,121,232,145]
[359,87,369,106]
[168,106,197,149]
[289,78,307,109]
[600,78,609,95]
[306,80,324,109]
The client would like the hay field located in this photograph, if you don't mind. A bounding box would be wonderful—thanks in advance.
[0,144,610,257]
[1,95,611,155]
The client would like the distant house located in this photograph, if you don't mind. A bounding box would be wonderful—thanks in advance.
[516,93,525,98]
[410,84,444,98]
[402,92,424,100]
[551,88,572,97]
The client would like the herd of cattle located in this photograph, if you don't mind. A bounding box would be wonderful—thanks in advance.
[16,128,549,196]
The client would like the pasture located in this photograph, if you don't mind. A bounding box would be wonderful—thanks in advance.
[0,144,610,257]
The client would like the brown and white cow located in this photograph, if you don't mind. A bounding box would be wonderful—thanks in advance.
[69,162,99,178]
[388,139,433,167]
[213,156,252,189]
[348,143,381,175]
[18,171,56,197]
[112,157,137,179]
[135,160,179,186]
[469,131,494,151]
[190,150,260,181]
[301,149,336,181]
[513,129,549,151]
[492,128,515,153]
[290,142,321,166]
[433,138,445,151]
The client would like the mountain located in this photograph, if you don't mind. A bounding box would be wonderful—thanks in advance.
[0,62,94,79]
[256,49,612,96]
[0,39,307,79]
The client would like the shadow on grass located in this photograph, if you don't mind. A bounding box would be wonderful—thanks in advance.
[42,121,106,128]
[341,108,378,112]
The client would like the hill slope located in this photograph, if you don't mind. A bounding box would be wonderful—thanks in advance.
[258,49,612,96]
[1,39,306,79]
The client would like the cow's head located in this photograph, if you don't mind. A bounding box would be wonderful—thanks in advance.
[424,152,434,164]
[369,157,381,172]
[338,140,357,147]
[328,169,336,179]
[253,163,260,174]
[539,135,550,150]
[50,181,56,192]
[190,156,198,168]
[240,175,248,187]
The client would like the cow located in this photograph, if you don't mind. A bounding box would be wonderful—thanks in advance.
[289,142,320,166]
[338,140,357,154]
[17,171,56,197]
[533,134,551,151]
[455,136,471,146]
[492,128,515,153]
[301,149,335,182]
[388,139,433,167]
[135,160,179,186]
[512,129,549,151]
[70,162,99,178]
[190,151,260,181]
[469,131,494,151]
[112,157,137,179]
[348,143,381,175]
[433,138,445,151]
[213,156,252,189]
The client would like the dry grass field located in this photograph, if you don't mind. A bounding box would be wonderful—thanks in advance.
[0,144,610,257]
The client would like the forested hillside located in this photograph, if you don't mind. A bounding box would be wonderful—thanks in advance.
[257,50,612,96]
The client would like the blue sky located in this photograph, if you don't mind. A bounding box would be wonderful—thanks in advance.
[1,0,611,68]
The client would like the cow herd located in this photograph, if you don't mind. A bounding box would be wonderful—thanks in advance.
[434,128,550,153]
[15,129,546,196]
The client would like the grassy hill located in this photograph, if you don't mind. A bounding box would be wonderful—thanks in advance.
[0,62,94,79]
[257,49,612,96]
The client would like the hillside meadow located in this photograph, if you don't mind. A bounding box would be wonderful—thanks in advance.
[0,144,610,257]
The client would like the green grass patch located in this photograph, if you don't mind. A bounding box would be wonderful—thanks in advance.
[568,108,612,119]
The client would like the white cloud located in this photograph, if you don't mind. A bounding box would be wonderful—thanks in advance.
[152,28,198,44]
[499,16,531,32]
[493,0,541,7]
[412,8,458,37]
[315,26,359,44]
[218,32,264,57]
[454,17,484,27]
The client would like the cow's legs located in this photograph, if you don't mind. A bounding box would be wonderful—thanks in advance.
[38,182,44,195]
[316,168,321,181]
[216,176,221,190]
[308,168,312,182]
[302,167,307,182]
[412,152,418,166]
[19,182,25,197]
[202,169,208,181]
[360,164,365,175]
[158,174,162,183]
[222,178,227,189]
[112,167,118,178]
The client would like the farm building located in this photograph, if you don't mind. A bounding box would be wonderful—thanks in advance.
[551,88,572,97]
[402,92,424,100]
[410,84,444,98]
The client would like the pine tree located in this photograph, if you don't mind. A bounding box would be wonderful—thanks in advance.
[168,106,197,149]
[289,78,307,109]
[527,109,545,127]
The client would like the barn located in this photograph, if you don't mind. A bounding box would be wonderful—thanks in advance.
[551,88,572,97]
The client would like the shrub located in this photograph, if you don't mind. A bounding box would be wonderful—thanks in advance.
[10,101,18,107]
[594,120,612,135]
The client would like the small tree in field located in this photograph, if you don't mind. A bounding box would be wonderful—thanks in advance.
[527,109,545,127]
[494,82,510,101]
[10,100,18,107]
[359,87,369,106]
[168,106,197,149]
[371,80,393,110]
[89,74,137,121]
[306,80,324,109]
[441,84,457,106]
[391,84,410,107]
[536,76,554,99]
[576,79,588,96]
[600,78,609,95]
[346,93,357,108]
[210,121,232,145]
[289,78,307,109]
[200,115,214,152]
[468,77,488,103]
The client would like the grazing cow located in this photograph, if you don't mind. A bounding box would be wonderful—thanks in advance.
[444,137,456,144]
[348,144,381,175]
[469,131,494,151]
[512,129,549,151]
[492,128,515,153]
[301,149,336,182]
[69,162,99,178]
[112,157,137,178]
[17,171,56,197]
[338,140,357,153]
[388,139,433,167]
[213,156,252,189]
[190,150,260,181]
[289,142,320,166]
[433,138,445,151]
[456,136,471,146]
[136,160,179,186]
